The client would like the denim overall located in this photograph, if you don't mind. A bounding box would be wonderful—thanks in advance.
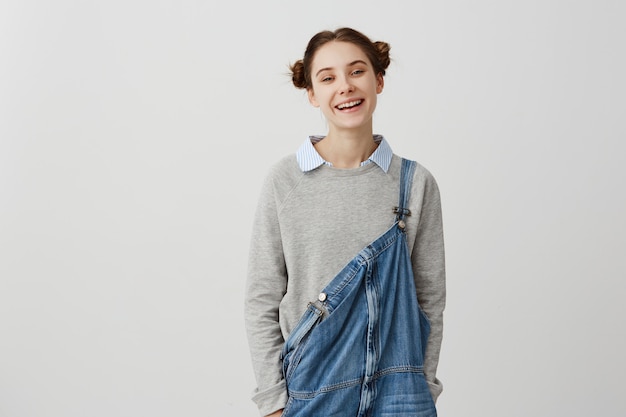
[280,159,437,417]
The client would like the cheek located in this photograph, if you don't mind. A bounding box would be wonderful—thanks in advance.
[314,91,334,107]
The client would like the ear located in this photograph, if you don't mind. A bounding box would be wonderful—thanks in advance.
[307,88,320,108]
[376,73,384,94]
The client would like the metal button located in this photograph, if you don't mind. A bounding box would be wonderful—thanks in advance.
[398,220,406,229]
[318,292,327,302]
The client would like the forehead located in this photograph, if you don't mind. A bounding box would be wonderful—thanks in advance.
[311,41,371,72]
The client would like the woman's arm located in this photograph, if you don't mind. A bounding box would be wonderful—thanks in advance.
[411,170,446,402]
[245,172,290,415]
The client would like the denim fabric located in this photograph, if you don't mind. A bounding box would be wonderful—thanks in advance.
[280,159,437,416]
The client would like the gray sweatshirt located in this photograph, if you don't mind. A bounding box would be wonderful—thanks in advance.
[245,153,446,416]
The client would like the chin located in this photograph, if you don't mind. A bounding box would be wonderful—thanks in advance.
[337,117,372,131]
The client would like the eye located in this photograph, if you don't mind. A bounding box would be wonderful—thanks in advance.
[352,69,365,76]
[321,76,334,82]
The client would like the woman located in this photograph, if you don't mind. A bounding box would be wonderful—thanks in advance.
[245,27,445,417]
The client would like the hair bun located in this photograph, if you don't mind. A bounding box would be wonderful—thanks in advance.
[374,41,391,73]
[290,60,307,89]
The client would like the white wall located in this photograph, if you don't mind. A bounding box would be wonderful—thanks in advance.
[1,1,624,416]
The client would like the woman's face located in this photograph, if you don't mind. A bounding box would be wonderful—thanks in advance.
[307,41,384,134]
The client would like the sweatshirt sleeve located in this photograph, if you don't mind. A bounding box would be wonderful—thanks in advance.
[411,170,446,403]
[244,171,289,416]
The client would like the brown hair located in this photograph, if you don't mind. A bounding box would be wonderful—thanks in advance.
[290,27,391,90]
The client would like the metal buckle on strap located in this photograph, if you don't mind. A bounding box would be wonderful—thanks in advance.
[393,207,411,216]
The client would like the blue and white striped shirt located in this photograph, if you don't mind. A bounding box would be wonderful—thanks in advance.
[296,135,393,173]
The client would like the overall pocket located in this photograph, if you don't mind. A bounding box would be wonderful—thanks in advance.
[281,302,324,381]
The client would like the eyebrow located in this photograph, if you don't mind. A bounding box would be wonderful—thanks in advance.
[315,60,369,77]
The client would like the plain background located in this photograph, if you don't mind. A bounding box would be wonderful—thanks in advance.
[1,0,625,416]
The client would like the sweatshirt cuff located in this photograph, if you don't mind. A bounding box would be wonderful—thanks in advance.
[252,380,288,416]
[428,378,443,403]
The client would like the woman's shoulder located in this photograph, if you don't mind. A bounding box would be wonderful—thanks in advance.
[265,154,302,181]
[258,154,306,198]
[389,154,443,211]
[390,154,438,185]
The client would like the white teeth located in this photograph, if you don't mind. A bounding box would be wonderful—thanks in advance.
[337,100,362,109]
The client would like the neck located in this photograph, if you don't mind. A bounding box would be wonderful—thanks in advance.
[314,124,377,169]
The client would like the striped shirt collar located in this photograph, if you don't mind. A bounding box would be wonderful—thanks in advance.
[296,135,393,173]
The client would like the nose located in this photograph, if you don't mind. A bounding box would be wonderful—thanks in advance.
[338,76,354,94]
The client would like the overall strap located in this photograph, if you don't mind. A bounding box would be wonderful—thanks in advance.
[394,158,416,224]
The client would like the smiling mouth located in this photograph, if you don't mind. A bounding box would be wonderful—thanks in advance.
[336,100,363,110]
